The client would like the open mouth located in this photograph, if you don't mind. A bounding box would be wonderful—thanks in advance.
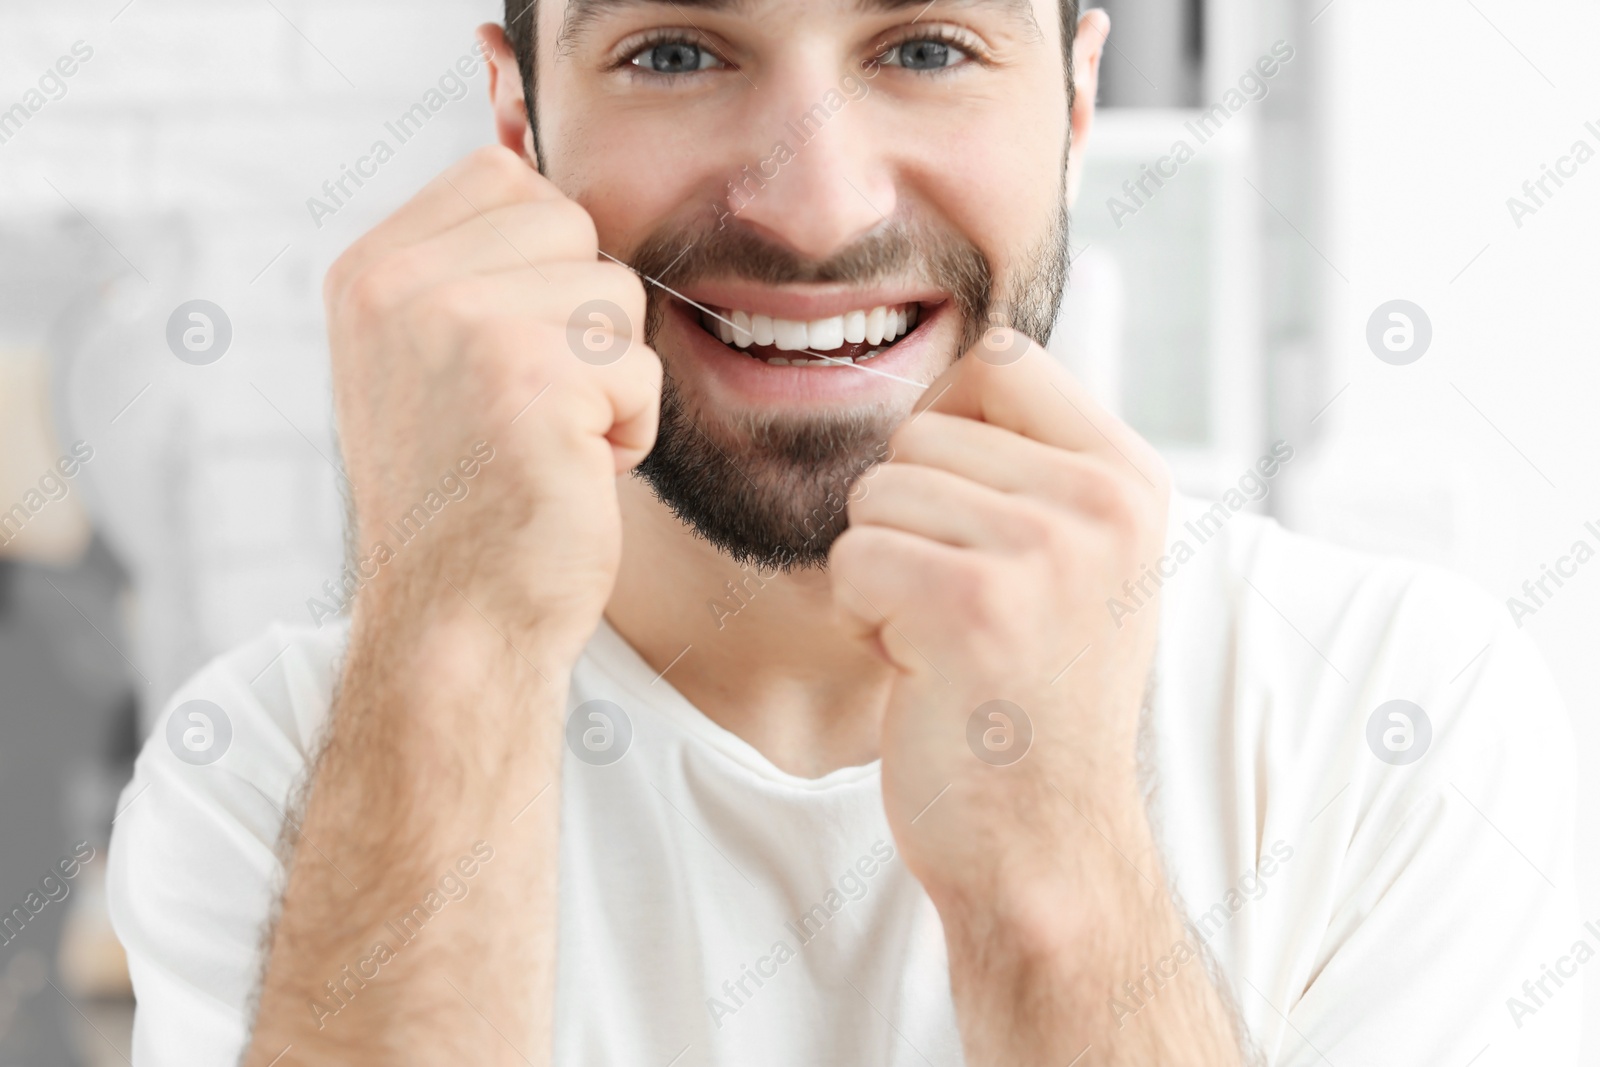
[697,302,927,366]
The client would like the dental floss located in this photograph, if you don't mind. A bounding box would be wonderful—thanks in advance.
[596,250,927,389]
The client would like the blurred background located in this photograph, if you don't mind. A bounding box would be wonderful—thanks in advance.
[1,0,1596,1061]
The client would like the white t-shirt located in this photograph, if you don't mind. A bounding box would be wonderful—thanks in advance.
[107,501,1583,1065]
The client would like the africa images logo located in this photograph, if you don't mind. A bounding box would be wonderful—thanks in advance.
[166,300,233,365]
[165,699,232,766]
[566,700,633,766]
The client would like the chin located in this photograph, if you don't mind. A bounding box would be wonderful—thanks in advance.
[635,289,956,570]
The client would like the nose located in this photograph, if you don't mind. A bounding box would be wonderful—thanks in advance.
[719,72,896,263]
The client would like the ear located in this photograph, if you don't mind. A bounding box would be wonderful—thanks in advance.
[478,22,539,168]
[1065,8,1110,210]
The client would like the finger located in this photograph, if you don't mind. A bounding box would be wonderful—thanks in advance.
[849,462,1047,551]
[357,199,600,307]
[427,261,649,353]
[601,340,665,472]
[416,267,660,466]
[539,273,661,472]
[829,524,966,671]
[913,331,1165,487]
[890,411,1128,512]
[384,146,566,249]
[490,333,661,476]
[331,146,566,302]
[424,199,598,275]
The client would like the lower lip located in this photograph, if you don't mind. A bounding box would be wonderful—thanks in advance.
[663,299,946,406]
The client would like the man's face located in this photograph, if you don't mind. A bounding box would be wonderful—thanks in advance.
[532,0,1075,568]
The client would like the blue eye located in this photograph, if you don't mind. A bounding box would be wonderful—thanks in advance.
[883,38,967,71]
[630,41,722,74]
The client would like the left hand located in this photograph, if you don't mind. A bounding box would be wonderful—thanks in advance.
[829,330,1171,923]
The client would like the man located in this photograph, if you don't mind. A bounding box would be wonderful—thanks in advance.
[107,2,1580,1064]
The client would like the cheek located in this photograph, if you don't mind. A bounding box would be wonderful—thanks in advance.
[889,61,1075,254]
[894,85,1070,271]
[542,91,730,254]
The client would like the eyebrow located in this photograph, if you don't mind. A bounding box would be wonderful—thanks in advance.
[556,0,1041,53]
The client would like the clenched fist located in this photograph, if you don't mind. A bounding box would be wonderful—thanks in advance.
[324,146,662,664]
[830,331,1171,919]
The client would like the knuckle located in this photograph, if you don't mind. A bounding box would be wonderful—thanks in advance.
[636,341,665,384]
[948,559,1003,627]
[469,144,533,187]
[1105,473,1154,533]
[448,146,551,208]
[828,524,865,568]
[1010,502,1058,549]
[324,241,374,313]
[346,253,424,319]
[342,263,394,321]
[847,464,903,519]
[537,197,599,257]
[826,529,874,588]
[831,523,888,571]
[423,277,488,326]
[1101,489,1145,541]
[547,264,648,341]
[842,488,877,529]
[467,143,513,168]
[372,247,430,296]
[601,260,647,301]
[592,263,649,328]
[885,418,928,461]
[1071,462,1140,528]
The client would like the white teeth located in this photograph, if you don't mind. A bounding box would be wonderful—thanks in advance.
[865,306,887,345]
[761,347,884,367]
[707,303,922,360]
[808,315,846,351]
[751,313,775,346]
[772,319,808,351]
[843,310,866,344]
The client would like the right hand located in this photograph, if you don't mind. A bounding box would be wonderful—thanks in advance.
[324,146,661,662]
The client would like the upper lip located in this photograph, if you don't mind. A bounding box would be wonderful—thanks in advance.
[678,280,949,321]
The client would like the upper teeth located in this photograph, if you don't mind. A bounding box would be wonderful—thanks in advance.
[709,304,919,351]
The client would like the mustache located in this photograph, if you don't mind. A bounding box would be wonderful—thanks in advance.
[628,213,994,345]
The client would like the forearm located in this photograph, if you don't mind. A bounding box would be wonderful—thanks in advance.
[939,794,1245,1066]
[243,587,569,1066]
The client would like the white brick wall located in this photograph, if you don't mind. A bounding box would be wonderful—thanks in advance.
[1,0,503,715]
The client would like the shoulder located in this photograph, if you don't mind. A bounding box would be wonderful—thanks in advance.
[1156,499,1581,1063]
[1153,494,1575,878]
[154,617,351,782]
[106,619,350,1065]
[1162,495,1568,767]
[111,616,351,872]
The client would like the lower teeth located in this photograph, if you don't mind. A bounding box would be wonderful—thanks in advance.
[762,348,885,367]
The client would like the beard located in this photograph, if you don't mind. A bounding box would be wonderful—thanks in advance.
[630,200,1071,573]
